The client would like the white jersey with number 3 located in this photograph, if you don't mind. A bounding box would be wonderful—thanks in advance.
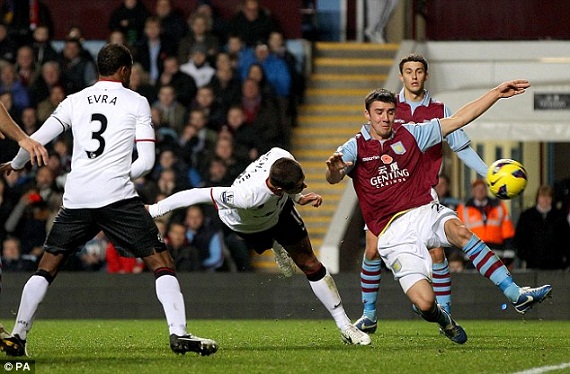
[51,81,154,209]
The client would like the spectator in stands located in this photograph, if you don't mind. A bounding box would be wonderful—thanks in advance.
[155,168,180,198]
[157,56,197,107]
[31,25,57,65]
[154,0,188,44]
[108,0,150,47]
[106,30,133,53]
[129,62,157,104]
[15,45,41,88]
[228,0,277,47]
[214,51,233,71]
[2,168,26,205]
[223,105,259,162]
[179,108,217,168]
[239,78,284,153]
[0,61,30,114]
[183,204,224,271]
[190,85,224,131]
[246,62,276,100]
[203,136,248,183]
[180,44,216,89]
[28,60,63,107]
[134,16,176,85]
[18,107,40,136]
[2,236,36,271]
[202,155,232,187]
[52,137,72,176]
[240,41,291,101]
[181,109,218,157]
[166,221,200,271]
[178,12,220,67]
[457,179,516,268]
[194,1,229,45]
[4,186,49,265]
[37,85,65,123]
[64,26,96,62]
[0,22,18,63]
[225,34,246,70]
[209,55,241,112]
[267,30,305,125]
[515,185,570,270]
[152,84,187,136]
[56,38,97,94]
[151,149,190,192]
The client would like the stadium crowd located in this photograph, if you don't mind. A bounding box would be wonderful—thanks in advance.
[0,0,305,273]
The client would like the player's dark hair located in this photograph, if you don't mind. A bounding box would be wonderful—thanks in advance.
[269,158,304,190]
[97,43,133,77]
[364,88,396,111]
[398,53,428,74]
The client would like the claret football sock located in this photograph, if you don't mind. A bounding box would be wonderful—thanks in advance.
[360,256,382,320]
[462,235,519,302]
[432,259,452,313]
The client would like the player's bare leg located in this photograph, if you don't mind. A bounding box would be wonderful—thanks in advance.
[405,279,466,344]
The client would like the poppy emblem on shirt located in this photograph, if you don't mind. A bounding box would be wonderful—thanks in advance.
[381,154,393,164]
[391,141,406,155]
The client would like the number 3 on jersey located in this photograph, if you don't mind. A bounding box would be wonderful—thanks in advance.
[86,113,107,159]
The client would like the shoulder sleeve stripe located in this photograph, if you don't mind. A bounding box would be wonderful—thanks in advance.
[52,116,68,132]
[135,138,156,143]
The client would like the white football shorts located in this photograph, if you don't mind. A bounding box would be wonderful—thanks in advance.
[377,202,457,293]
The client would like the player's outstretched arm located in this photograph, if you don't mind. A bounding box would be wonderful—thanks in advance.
[9,116,65,171]
[326,152,352,184]
[0,102,49,166]
[147,188,213,218]
[440,79,530,137]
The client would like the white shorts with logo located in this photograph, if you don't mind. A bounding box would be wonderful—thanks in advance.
[377,202,457,293]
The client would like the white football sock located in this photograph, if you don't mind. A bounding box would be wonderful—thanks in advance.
[309,271,352,330]
[155,275,188,336]
[12,275,49,339]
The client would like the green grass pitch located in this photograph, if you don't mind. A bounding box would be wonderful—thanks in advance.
[2,320,569,374]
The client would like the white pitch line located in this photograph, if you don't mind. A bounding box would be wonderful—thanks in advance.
[511,362,570,374]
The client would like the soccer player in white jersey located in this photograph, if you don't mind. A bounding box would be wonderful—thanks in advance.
[326,80,552,344]
[0,44,217,357]
[148,147,372,345]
